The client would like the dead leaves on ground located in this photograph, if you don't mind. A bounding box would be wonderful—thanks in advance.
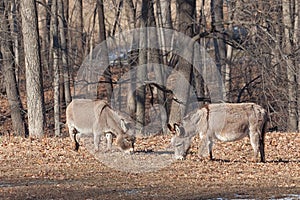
[0,132,299,199]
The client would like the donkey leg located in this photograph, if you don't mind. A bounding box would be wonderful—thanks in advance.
[198,138,207,158]
[68,125,80,151]
[93,132,101,152]
[68,125,74,141]
[105,132,113,151]
[198,136,213,160]
[249,131,260,162]
[259,133,265,162]
[208,139,213,160]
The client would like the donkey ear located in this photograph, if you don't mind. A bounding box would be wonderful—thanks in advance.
[167,124,174,132]
[174,123,182,136]
[120,119,128,132]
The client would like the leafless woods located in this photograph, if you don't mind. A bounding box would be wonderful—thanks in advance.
[0,0,299,136]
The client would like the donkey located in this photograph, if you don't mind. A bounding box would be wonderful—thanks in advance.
[167,103,268,162]
[66,99,136,153]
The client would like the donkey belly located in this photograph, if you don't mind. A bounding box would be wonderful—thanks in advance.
[214,131,248,142]
[73,124,92,135]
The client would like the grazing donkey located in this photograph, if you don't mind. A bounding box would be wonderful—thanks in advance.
[167,103,268,162]
[66,99,136,153]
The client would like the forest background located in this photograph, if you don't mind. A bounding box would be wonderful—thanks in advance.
[1,0,300,137]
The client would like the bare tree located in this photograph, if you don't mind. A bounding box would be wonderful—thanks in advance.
[73,0,84,66]
[296,0,300,132]
[38,0,50,77]
[124,0,136,29]
[168,0,196,125]
[211,0,227,100]
[136,0,149,128]
[111,0,123,36]
[10,0,21,83]
[124,0,137,117]
[50,0,60,136]
[20,0,45,137]
[158,0,172,29]
[58,0,71,105]
[156,0,173,65]
[0,0,27,136]
[148,0,166,132]
[97,0,113,102]
[282,0,298,131]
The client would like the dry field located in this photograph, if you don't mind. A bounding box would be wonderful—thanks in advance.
[0,132,299,200]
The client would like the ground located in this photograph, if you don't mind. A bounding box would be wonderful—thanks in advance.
[0,132,299,200]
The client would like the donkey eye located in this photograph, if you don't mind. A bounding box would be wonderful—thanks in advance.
[175,143,183,147]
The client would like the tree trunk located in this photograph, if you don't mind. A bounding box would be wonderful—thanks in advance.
[73,0,84,66]
[159,0,172,29]
[168,0,195,124]
[282,0,298,131]
[47,0,54,80]
[10,0,21,85]
[58,0,71,105]
[51,0,60,136]
[211,0,227,100]
[296,0,300,132]
[97,0,112,102]
[38,0,50,77]
[197,0,209,105]
[111,0,123,36]
[224,0,234,102]
[156,0,172,66]
[125,0,137,117]
[148,0,166,133]
[136,0,149,130]
[0,0,27,136]
[124,0,136,28]
[20,0,45,137]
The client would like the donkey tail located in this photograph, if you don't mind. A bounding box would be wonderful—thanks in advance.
[73,128,80,151]
[260,115,268,162]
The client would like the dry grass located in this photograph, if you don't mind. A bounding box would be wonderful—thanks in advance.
[0,132,299,199]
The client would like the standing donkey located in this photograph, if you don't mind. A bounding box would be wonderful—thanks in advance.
[167,103,268,162]
[66,99,136,153]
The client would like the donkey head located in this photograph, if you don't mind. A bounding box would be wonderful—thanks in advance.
[167,123,192,160]
[116,133,136,153]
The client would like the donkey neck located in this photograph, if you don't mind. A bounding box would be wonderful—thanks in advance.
[182,109,204,137]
